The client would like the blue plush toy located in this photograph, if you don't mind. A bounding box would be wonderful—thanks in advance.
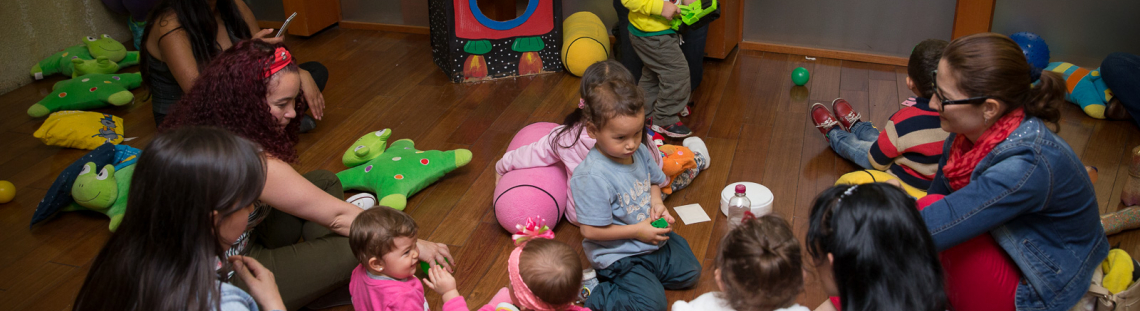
[1045,62,1114,119]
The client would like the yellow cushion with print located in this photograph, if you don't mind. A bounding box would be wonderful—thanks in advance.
[33,111,124,150]
[835,169,928,199]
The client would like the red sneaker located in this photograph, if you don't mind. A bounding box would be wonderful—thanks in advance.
[830,98,862,131]
[810,103,840,140]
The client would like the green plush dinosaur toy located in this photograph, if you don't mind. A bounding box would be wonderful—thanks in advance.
[30,34,140,80]
[28,73,143,117]
[68,162,135,231]
[337,129,472,210]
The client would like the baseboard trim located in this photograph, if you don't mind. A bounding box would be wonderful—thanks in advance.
[338,21,430,35]
[740,41,908,66]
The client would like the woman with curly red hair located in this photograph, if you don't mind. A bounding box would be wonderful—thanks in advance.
[162,40,455,310]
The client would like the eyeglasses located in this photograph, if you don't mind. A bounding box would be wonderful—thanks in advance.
[931,70,991,112]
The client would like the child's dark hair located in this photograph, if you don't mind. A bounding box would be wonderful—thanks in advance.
[349,206,419,265]
[908,39,949,98]
[806,183,947,311]
[549,60,645,151]
[717,215,803,311]
[519,239,583,308]
[73,126,267,311]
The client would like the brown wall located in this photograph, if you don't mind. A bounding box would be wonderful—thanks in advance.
[0,0,131,94]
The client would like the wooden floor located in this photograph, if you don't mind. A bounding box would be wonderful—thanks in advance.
[2,27,1140,310]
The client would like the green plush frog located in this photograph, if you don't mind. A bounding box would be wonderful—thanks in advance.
[30,34,140,80]
[68,162,134,231]
[337,129,472,210]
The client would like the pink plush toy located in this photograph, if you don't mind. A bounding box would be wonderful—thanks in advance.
[493,123,568,232]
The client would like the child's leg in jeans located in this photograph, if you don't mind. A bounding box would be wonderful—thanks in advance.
[584,259,668,310]
[849,121,880,142]
[647,232,701,289]
[630,34,690,126]
[827,128,875,170]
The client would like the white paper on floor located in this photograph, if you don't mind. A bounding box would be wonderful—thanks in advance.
[673,203,711,225]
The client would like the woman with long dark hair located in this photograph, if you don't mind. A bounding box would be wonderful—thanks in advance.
[73,126,281,311]
[919,33,1107,311]
[806,183,947,311]
[162,39,454,310]
[142,0,327,129]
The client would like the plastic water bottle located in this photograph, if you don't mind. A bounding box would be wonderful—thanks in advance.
[727,184,751,226]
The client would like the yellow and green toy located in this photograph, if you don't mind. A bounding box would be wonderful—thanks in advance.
[669,0,719,31]
[69,162,135,231]
[28,73,142,117]
[30,34,140,80]
[337,129,472,210]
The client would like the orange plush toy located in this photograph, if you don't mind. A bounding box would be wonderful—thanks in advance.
[658,145,698,195]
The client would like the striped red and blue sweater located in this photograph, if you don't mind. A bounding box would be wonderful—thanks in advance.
[868,97,950,190]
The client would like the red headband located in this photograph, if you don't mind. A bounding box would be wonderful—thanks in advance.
[264,47,293,78]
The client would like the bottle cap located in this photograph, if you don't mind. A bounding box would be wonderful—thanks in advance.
[735,184,746,194]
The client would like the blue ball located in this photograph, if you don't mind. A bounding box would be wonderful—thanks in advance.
[1009,32,1050,70]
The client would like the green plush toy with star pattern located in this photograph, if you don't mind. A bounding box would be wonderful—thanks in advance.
[336,129,472,210]
[28,73,142,117]
[30,34,140,80]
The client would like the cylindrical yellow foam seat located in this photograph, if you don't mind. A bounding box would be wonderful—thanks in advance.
[561,11,610,77]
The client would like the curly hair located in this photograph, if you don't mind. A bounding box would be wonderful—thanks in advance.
[717,215,803,311]
[161,40,308,162]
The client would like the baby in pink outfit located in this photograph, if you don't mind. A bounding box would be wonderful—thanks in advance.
[348,206,468,311]
[476,218,592,311]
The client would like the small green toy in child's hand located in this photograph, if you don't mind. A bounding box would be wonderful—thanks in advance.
[419,258,453,275]
[651,217,669,228]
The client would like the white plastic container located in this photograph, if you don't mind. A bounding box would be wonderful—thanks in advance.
[720,182,774,217]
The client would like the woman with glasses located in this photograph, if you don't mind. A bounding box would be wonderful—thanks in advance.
[918,33,1107,311]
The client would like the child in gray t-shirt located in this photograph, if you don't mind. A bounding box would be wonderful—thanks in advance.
[570,70,700,311]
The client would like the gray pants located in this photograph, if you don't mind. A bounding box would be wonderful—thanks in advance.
[630,33,691,126]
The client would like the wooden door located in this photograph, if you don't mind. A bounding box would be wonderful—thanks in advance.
[704,0,742,59]
[282,0,342,36]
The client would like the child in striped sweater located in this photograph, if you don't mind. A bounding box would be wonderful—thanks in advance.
[809,39,951,198]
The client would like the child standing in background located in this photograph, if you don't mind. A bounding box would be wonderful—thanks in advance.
[348,206,468,311]
[622,0,695,137]
[672,214,809,311]
[570,69,701,310]
[810,39,951,198]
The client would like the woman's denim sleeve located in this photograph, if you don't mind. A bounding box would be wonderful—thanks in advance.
[920,146,1048,251]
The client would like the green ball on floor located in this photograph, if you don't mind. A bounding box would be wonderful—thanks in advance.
[792,67,810,86]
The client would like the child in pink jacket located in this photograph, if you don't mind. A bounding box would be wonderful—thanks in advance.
[349,207,468,311]
[495,61,710,225]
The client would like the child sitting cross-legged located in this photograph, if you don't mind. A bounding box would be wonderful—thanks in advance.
[570,70,701,310]
[672,213,809,311]
[348,206,468,311]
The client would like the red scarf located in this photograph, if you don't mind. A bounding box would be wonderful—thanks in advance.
[942,108,1025,190]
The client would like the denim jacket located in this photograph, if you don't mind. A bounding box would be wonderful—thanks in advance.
[218,282,259,311]
[923,117,1108,311]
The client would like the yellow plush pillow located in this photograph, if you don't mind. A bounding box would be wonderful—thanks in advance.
[33,111,124,150]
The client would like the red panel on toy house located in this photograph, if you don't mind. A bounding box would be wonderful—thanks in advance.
[454,0,554,39]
